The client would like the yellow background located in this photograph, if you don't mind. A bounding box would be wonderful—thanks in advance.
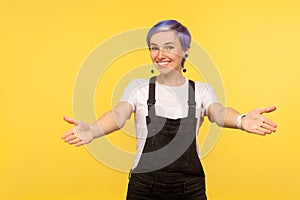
[1,0,299,199]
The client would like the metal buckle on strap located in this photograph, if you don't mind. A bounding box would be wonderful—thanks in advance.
[188,100,196,107]
[147,99,156,106]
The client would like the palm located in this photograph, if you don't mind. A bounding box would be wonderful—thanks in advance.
[61,116,94,147]
[242,106,277,135]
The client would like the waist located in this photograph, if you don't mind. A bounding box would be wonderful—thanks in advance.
[130,170,205,183]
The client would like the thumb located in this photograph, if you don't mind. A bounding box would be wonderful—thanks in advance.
[257,106,277,114]
[63,116,77,125]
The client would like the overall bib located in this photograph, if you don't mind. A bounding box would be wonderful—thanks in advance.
[127,77,207,200]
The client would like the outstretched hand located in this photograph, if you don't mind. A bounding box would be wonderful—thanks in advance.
[242,106,277,135]
[61,116,94,147]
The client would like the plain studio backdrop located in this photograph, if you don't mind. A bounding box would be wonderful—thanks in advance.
[1,0,299,199]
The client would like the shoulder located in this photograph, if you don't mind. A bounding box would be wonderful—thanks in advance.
[126,78,149,89]
[120,78,149,105]
[123,78,149,94]
[131,78,149,85]
[192,81,217,99]
[193,80,212,91]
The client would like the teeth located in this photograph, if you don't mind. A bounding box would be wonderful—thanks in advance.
[158,62,169,65]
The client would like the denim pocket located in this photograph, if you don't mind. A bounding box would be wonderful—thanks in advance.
[126,175,153,199]
[184,177,207,199]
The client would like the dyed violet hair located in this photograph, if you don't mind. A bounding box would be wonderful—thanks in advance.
[146,19,192,67]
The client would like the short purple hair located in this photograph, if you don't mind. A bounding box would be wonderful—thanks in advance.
[146,20,191,67]
[146,19,191,50]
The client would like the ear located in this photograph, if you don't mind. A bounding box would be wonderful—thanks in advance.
[184,49,190,57]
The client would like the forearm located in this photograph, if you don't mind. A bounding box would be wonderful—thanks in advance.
[216,107,241,128]
[91,102,132,139]
[208,103,241,129]
[91,110,126,138]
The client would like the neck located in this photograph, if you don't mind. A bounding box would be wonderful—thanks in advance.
[157,71,185,86]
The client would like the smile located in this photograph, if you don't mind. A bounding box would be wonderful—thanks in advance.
[157,61,171,66]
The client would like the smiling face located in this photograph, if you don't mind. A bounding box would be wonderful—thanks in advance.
[149,31,187,75]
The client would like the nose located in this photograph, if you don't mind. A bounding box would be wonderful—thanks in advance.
[157,49,166,59]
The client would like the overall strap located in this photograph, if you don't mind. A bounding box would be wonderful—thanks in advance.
[147,77,196,117]
[188,80,196,118]
[147,76,156,115]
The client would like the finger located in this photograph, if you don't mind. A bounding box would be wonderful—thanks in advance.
[262,117,277,128]
[256,126,273,135]
[64,134,77,142]
[251,129,266,135]
[261,123,276,132]
[61,129,75,139]
[75,141,84,147]
[63,116,77,125]
[257,106,277,114]
[68,138,81,145]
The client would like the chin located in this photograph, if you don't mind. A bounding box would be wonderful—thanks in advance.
[158,68,179,75]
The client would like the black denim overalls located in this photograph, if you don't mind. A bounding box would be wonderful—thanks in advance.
[127,76,207,200]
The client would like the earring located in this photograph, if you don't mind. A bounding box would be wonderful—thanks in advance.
[151,64,154,74]
[182,54,188,73]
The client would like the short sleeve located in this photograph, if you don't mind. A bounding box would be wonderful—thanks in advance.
[119,79,148,112]
[196,82,220,116]
[119,80,138,112]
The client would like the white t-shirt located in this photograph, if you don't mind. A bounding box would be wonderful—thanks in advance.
[119,78,219,169]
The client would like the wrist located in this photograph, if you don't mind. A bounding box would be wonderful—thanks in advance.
[89,122,104,138]
[237,114,246,130]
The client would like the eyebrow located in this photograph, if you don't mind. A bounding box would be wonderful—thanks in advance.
[150,42,175,46]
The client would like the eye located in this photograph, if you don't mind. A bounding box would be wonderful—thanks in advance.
[165,46,175,50]
[150,46,159,51]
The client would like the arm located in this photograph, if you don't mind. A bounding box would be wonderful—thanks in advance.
[207,102,277,135]
[61,101,133,147]
[93,101,133,136]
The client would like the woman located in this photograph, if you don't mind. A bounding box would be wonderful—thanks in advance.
[61,20,277,199]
